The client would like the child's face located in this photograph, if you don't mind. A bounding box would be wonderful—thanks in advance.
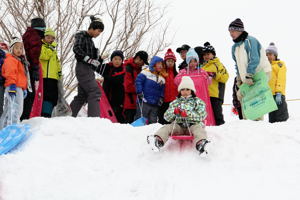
[44,35,55,44]
[134,56,144,67]
[229,30,242,40]
[180,88,192,97]
[189,59,198,69]
[112,56,123,68]
[266,53,276,62]
[180,50,187,60]
[165,59,175,68]
[13,43,23,57]
[203,52,214,61]
[154,61,163,72]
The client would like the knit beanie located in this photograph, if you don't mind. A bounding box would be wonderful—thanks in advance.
[266,42,278,57]
[44,28,56,37]
[186,48,199,64]
[228,18,244,32]
[110,50,124,61]
[178,76,196,93]
[31,17,46,31]
[202,42,216,56]
[164,48,176,61]
[134,51,149,65]
[9,37,23,53]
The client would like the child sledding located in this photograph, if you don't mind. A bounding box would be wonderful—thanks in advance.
[147,76,209,154]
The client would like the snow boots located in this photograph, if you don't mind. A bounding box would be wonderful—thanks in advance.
[147,135,164,152]
[196,139,209,154]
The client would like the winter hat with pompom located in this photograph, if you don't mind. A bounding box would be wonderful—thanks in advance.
[164,48,176,62]
[186,48,199,64]
[202,42,216,56]
[178,76,196,93]
[266,42,278,57]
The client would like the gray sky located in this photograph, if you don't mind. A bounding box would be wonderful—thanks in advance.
[158,0,299,103]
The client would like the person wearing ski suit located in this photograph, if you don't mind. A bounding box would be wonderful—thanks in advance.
[202,42,229,125]
[70,16,104,117]
[0,38,28,129]
[39,28,62,117]
[135,56,165,124]
[21,17,46,120]
[123,51,149,123]
[229,18,271,120]
[99,50,125,123]
[158,49,178,124]
[147,76,209,153]
[266,42,289,123]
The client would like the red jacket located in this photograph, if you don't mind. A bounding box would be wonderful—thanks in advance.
[123,58,141,109]
[164,67,178,103]
[22,27,42,70]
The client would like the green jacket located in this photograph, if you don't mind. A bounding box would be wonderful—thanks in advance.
[39,41,61,80]
[164,96,207,127]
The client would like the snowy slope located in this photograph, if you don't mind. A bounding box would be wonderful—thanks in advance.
[0,102,300,200]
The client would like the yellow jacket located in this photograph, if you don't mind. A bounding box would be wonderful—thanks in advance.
[269,60,286,95]
[202,57,229,99]
[39,41,61,80]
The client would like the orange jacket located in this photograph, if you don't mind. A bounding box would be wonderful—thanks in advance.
[2,53,27,90]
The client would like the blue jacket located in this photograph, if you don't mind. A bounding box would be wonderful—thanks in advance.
[135,68,165,106]
[0,49,6,84]
[232,35,262,75]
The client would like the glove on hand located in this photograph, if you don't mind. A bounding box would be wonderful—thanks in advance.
[275,93,282,105]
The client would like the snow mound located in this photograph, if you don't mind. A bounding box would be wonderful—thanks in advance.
[1,102,300,200]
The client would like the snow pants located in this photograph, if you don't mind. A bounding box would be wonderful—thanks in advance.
[42,78,58,117]
[158,102,171,125]
[134,102,158,124]
[269,95,289,123]
[0,87,24,129]
[210,97,225,125]
[154,123,207,146]
[70,62,101,117]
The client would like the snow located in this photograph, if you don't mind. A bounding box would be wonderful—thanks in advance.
[1,102,300,200]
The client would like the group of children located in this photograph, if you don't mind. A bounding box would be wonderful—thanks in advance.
[0,17,61,129]
[0,16,289,154]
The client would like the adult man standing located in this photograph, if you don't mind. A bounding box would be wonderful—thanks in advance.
[176,44,190,71]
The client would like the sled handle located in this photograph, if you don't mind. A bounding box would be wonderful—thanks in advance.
[136,93,144,118]
[9,95,16,126]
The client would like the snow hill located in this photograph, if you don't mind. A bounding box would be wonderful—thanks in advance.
[0,102,300,200]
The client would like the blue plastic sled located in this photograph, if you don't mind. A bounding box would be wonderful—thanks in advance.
[0,124,30,155]
[131,117,148,127]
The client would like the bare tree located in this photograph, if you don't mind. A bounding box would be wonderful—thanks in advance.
[0,0,172,98]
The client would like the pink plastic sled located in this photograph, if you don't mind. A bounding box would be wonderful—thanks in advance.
[30,64,44,118]
[171,135,194,141]
[96,81,118,123]
[174,69,216,126]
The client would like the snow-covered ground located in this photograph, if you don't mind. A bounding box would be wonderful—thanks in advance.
[0,102,300,200]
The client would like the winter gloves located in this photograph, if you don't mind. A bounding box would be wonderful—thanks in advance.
[275,93,282,105]
[174,107,188,118]
[207,72,216,78]
[244,73,254,85]
[8,84,16,97]
[84,56,101,71]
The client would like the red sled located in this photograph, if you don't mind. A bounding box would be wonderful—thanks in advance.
[30,64,44,118]
[96,81,118,123]
[171,135,194,141]
[175,69,216,126]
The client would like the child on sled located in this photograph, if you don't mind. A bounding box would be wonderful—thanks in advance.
[147,76,209,154]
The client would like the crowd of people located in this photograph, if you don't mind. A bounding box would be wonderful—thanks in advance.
[0,16,289,153]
